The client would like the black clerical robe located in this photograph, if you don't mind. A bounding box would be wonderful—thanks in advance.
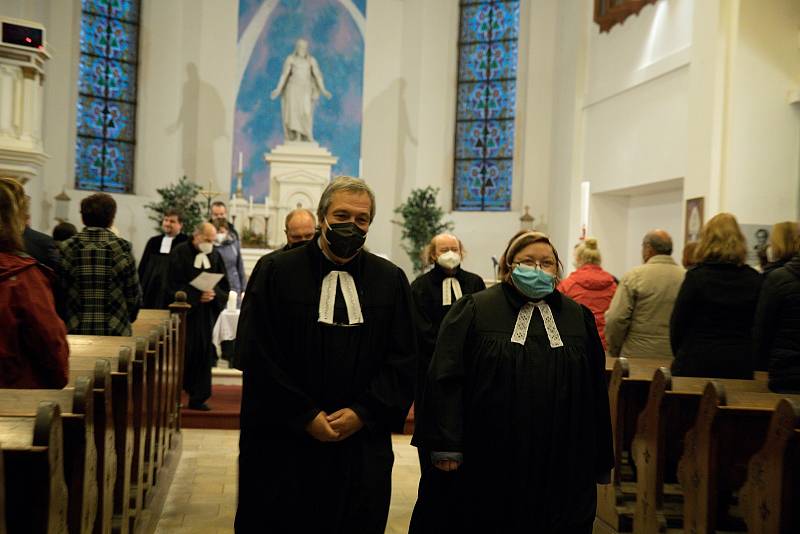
[409,264,485,533]
[235,239,417,534]
[416,284,614,534]
[139,233,188,308]
[167,241,228,405]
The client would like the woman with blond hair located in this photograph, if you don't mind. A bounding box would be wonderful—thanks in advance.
[0,176,69,388]
[415,231,613,533]
[670,213,762,379]
[762,221,800,276]
[557,238,617,349]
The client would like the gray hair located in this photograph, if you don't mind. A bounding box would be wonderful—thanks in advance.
[284,208,316,230]
[644,230,673,255]
[317,176,376,223]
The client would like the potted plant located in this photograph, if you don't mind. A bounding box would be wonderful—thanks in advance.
[393,186,454,274]
[144,176,206,233]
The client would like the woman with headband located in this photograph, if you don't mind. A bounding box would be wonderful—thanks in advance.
[414,231,613,533]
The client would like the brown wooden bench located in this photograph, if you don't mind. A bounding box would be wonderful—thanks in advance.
[0,402,69,533]
[677,382,800,534]
[0,378,98,534]
[739,397,800,534]
[68,347,133,534]
[631,369,769,533]
[597,356,673,532]
[131,320,170,482]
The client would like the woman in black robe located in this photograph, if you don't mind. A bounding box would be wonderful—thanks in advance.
[416,231,613,533]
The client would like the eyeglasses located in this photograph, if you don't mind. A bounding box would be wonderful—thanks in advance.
[514,259,557,270]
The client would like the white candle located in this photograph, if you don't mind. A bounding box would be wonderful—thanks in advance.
[249,195,253,211]
[238,152,243,173]
[580,181,591,239]
[227,290,238,311]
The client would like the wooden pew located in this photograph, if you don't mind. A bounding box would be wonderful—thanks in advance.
[677,382,800,534]
[131,320,169,480]
[0,402,69,534]
[69,346,133,534]
[597,356,673,532]
[168,293,191,432]
[0,378,98,534]
[739,397,800,534]
[0,438,5,534]
[631,369,769,533]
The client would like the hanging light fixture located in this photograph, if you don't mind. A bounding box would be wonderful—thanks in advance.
[54,188,71,222]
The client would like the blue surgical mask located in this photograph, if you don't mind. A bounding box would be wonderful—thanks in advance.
[511,264,555,300]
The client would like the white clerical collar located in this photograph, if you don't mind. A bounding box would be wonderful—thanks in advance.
[160,235,175,254]
[318,271,364,326]
[510,301,563,348]
[442,277,462,306]
[194,252,211,269]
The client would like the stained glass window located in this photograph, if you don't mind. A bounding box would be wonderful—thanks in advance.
[75,0,140,193]
[454,0,520,211]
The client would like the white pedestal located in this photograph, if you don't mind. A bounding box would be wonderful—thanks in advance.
[0,41,49,183]
[265,141,337,246]
[240,247,272,277]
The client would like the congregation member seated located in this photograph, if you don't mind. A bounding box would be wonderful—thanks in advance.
[409,232,485,533]
[168,222,229,411]
[416,231,612,534]
[605,229,684,358]
[761,220,800,276]
[52,221,78,242]
[754,247,800,392]
[0,177,68,388]
[557,237,617,349]
[670,213,762,379]
[212,219,246,298]
[59,193,142,336]
[138,208,188,308]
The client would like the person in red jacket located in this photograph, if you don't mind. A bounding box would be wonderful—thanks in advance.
[0,176,69,388]
[557,238,617,349]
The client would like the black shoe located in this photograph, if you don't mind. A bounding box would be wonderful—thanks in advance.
[188,402,211,411]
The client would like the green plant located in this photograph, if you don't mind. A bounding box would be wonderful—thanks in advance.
[241,227,268,248]
[393,187,454,274]
[144,176,206,233]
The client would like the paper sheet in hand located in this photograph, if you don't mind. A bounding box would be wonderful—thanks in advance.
[190,272,224,292]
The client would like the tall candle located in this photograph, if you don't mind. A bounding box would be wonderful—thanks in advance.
[580,181,591,239]
[238,152,243,173]
[249,195,253,211]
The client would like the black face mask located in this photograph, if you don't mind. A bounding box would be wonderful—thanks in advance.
[324,219,367,259]
[286,239,310,250]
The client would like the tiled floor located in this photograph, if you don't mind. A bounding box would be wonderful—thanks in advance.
[154,429,420,534]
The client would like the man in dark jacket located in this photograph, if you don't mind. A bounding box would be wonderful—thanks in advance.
[139,209,188,308]
[24,222,60,271]
[754,253,800,392]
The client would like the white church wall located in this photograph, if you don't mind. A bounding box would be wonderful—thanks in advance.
[724,0,800,224]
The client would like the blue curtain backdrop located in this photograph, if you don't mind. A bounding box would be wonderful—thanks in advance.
[233,0,367,200]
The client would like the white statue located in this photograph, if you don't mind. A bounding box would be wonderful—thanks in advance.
[270,39,332,142]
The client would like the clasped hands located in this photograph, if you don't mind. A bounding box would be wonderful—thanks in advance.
[305,408,363,442]
[199,290,215,303]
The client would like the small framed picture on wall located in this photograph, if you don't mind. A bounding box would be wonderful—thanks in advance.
[685,197,704,243]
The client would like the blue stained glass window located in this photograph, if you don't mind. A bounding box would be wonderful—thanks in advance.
[454,0,520,211]
[75,0,140,193]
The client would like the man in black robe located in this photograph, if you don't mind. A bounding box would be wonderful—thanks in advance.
[139,209,187,308]
[168,222,229,410]
[235,177,417,533]
[409,233,485,533]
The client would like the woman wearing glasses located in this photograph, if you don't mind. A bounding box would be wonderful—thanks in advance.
[415,231,613,534]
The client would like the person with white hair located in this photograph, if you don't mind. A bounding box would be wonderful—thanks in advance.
[409,232,485,533]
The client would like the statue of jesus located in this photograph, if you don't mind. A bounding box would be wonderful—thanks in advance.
[270,39,332,142]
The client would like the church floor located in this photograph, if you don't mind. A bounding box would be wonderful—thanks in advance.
[154,429,420,533]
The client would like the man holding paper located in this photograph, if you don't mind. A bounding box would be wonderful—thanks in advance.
[168,222,229,410]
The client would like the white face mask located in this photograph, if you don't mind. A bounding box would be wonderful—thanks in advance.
[215,233,227,244]
[436,250,462,270]
[198,242,213,254]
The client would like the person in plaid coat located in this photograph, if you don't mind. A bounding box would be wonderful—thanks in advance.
[58,193,142,336]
